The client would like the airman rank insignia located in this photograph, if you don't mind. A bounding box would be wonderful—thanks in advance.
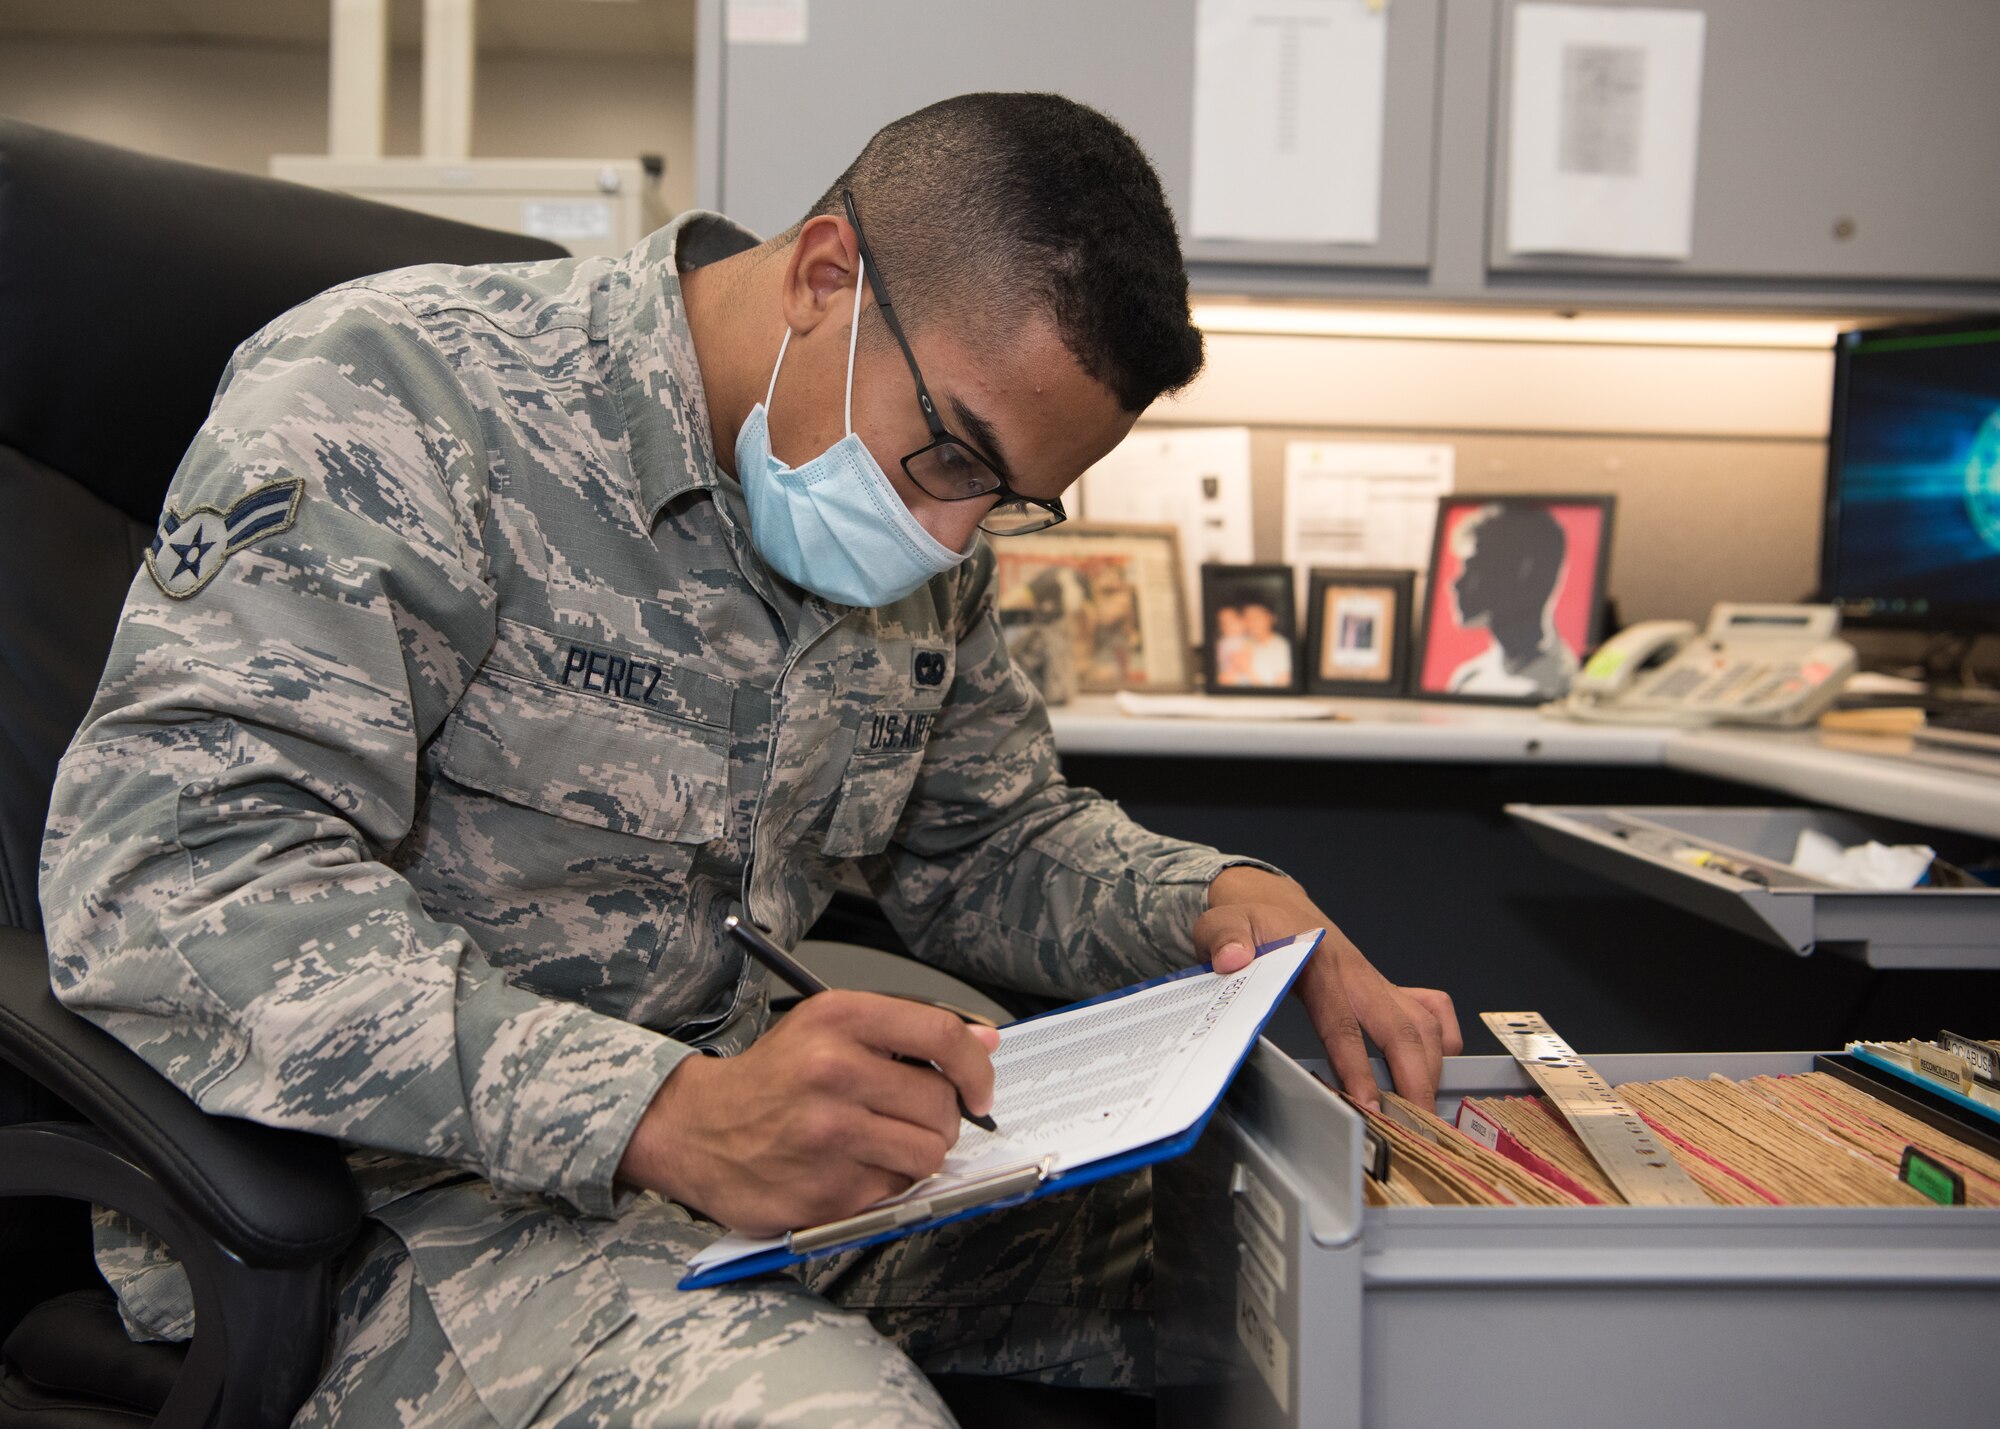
[144,479,304,599]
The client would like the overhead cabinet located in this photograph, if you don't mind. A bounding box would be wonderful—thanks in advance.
[1487,0,2000,291]
[698,0,2000,310]
[702,0,1442,279]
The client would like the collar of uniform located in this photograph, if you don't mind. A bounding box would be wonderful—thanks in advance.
[605,209,762,524]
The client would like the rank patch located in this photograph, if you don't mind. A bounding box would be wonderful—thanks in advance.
[145,479,304,599]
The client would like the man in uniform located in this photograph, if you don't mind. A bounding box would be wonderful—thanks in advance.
[42,93,1458,1427]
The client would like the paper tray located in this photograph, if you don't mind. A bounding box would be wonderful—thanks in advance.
[1155,1043,2000,1429]
[1505,803,2000,968]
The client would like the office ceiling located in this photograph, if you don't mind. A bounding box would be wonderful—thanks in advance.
[0,1,696,58]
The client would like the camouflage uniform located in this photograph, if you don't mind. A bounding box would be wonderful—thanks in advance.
[40,212,1265,1427]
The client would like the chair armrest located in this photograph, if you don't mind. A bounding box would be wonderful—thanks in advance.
[0,926,360,1267]
[3,1121,339,1429]
[803,891,1052,1021]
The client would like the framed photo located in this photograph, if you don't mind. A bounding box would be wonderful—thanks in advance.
[993,523,1191,691]
[1415,495,1616,704]
[1201,564,1301,694]
[1304,568,1414,697]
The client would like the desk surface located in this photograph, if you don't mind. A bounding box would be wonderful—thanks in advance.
[1048,695,1667,764]
[1046,695,2000,840]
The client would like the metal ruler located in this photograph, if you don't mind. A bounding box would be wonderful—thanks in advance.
[1480,1012,1709,1207]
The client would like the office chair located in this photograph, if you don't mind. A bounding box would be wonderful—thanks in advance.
[0,120,1149,1429]
[0,117,570,1428]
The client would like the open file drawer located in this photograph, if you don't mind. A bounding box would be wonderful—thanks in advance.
[1505,804,2000,968]
[1155,1043,2000,1429]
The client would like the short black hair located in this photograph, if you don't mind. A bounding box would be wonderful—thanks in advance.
[800,92,1204,412]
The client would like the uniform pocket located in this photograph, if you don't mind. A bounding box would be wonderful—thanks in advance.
[822,705,943,860]
[819,644,950,859]
[417,665,733,1020]
[822,751,925,858]
[435,666,727,845]
[375,1183,633,1429]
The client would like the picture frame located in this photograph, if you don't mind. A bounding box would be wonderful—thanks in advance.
[1415,494,1616,705]
[1200,563,1301,695]
[992,523,1192,692]
[1303,567,1414,697]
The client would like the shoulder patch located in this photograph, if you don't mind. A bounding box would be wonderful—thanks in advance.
[144,479,303,599]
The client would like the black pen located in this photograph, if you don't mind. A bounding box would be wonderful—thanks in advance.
[725,913,1000,1133]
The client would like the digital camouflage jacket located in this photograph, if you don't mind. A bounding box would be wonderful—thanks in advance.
[38,212,1259,1405]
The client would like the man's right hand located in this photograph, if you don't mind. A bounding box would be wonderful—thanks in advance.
[617,990,1001,1235]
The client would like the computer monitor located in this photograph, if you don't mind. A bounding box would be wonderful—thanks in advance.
[1819,316,2000,634]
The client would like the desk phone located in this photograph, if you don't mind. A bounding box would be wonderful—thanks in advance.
[1560,603,1857,727]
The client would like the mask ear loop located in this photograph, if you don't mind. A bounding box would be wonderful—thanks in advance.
[765,249,865,428]
[843,253,866,437]
[765,328,791,412]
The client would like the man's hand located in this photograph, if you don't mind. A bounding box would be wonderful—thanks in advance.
[617,991,1000,1234]
[1198,866,1461,1110]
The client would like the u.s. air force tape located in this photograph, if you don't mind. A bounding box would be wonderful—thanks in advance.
[145,479,304,599]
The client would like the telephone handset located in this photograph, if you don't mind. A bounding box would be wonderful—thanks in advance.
[1570,619,1699,700]
[1558,603,1857,727]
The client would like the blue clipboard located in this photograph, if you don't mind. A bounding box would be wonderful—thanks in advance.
[677,930,1322,1290]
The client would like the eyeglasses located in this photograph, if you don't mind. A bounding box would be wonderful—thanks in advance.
[841,189,1067,537]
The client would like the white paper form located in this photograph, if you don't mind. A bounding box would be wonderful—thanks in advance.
[686,933,1320,1275]
[726,0,808,44]
[1282,440,1452,603]
[1079,427,1255,625]
[1189,0,1387,245]
[1506,4,1707,259]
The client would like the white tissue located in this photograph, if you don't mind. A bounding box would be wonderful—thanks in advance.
[1790,828,1934,889]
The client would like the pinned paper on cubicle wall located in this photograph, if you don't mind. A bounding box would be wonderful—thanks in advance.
[1080,427,1255,625]
[1282,441,1453,605]
[1506,4,1706,260]
[1189,0,1388,245]
[726,0,807,45]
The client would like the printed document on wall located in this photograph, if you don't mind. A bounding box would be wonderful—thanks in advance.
[1080,427,1255,624]
[727,0,807,44]
[1189,0,1387,245]
[1283,441,1453,601]
[1506,4,1706,259]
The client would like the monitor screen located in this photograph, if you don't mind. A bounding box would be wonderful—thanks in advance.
[1821,318,2000,632]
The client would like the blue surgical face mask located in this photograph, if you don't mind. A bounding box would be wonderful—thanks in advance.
[734,256,967,608]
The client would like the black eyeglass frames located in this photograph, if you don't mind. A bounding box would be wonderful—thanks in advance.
[840,189,1067,537]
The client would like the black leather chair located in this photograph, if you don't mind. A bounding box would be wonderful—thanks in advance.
[0,119,1150,1429]
[0,118,566,1428]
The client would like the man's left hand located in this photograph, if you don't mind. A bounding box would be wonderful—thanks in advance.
[1197,866,1461,1110]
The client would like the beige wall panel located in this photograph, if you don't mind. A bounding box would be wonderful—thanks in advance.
[1141,331,1836,628]
[0,38,698,214]
[1170,332,1835,440]
[1151,422,1825,626]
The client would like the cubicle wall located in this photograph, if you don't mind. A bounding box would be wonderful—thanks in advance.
[1227,424,1826,626]
[699,0,2000,312]
[700,0,1443,281]
[1146,323,1836,626]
